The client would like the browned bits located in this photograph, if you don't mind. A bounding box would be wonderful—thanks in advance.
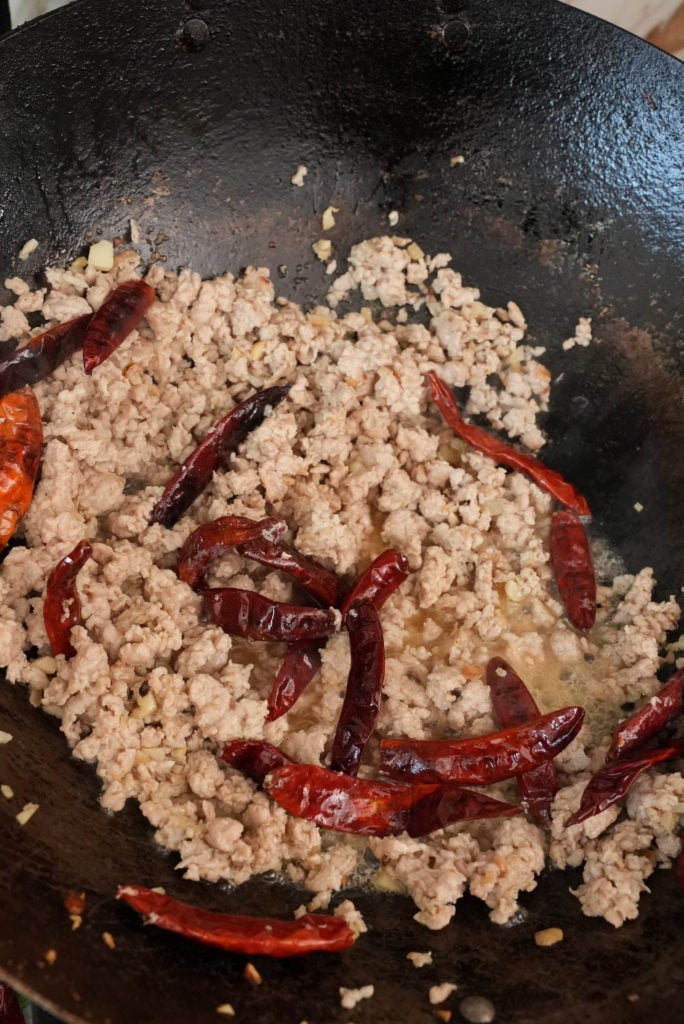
[534,927,564,947]
[45,949,58,965]
[64,890,86,915]
[435,1012,452,1023]
[243,962,263,985]
[102,931,116,949]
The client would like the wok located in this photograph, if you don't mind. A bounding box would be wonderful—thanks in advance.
[0,1,682,1021]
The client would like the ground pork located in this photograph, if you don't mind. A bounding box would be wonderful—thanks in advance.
[0,236,680,931]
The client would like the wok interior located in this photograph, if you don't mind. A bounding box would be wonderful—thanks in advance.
[0,1,682,1022]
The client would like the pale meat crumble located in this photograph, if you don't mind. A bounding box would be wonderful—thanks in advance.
[1,237,681,931]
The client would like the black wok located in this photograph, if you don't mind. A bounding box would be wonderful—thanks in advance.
[0,1,682,1021]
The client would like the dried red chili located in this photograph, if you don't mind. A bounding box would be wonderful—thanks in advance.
[330,601,385,775]
[0,314,91,398]
[378,706,584,784]
[266,640,323,721]
[549,510,596,630]
[177,515,286,589]
[428,371,590,516]
[339,548,410,617]
[202,587,339,643]
[240,534,340,607]
[0,982,24,1024]
[565,740,684,826]
[606,669,684,763]
[265,764,521,838]
[221,739,293,785]
[150,385,290,528]
[0,387,43,551]
[486,656,558,825]
[117,884,356,956]
[82,279,156,374]
[43,539,93,659]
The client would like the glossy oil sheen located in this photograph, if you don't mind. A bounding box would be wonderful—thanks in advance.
[0,1,682,1022]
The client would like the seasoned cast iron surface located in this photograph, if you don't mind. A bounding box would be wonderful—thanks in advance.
[0,1,682,1021]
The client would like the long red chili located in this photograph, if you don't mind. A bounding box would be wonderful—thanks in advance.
[265,764,521,838]
[0,983,25,1024]
[565,741,684,826]
[83,279,156,374]
[202,588,340,643]
[177,515,286,589]
[339,549,410,617]
[117,884,356,956]
[549,510,596,630]
[330,601,385,775]
[0,387,43,551]
[428,372,590,516]
[43,539,93,659]
[378,706,585,784]
[606,669,684,763]
[240,534,340,607]
[486,656,558,825]
[150,385,290,528]
[221,740,294,785]
[0,314,91,398]
[266,640,323,721]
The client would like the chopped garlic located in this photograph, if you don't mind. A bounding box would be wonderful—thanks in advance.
[373,868,405,893]
[16,802,39,826]
[130,218,141,244]
[325,259,337,276]
[312,239,332,262]
[291,164,308,187]
[0,730,12,744]
[534,927,564,947]
[388,210,399,226]
[216,1005,235,1017]
[1,784,14,800]
[243,962,263,985]
[131,691,157,719]
[634,502,644,513]
[88,240,114,272]
[249,340,267,361]
[407,950,433,967]
[450,154,465,166]
[70,256,88,273]
[430,983,458,1005]
[339,984,374,1010]
[18,238,39,260]
[102,931,116,949]
[321,206,339,231]
[32,656,58,675]
[70,914,82,931]
[504,579,522,602]
[406,242,425,261]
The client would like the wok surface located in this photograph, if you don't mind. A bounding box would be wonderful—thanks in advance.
[0,1,683,1021]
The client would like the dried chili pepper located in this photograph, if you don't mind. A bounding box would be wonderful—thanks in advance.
[607,669,684,763]
[0,982,25,1024]
[339,548,410,617]
[330,601,385,775]
[202,587,340,643]
[265,764,521,838]
[240,534,340,607]
[0,387,43,551]
[221,739,294,785]
[0,314,91,398]
[486,656,558,825]
[565,740,684,826]
[82,279,155,374]
[150,385,290,528]
[428,372,590,516]
[379,706,584,784]
[43,539,93,659]
[266,640,323,721]
[117,884,355,956]
[177,515,286,589]
[549,510,596,630]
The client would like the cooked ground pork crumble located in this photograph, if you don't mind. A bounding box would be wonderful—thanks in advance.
[1,237,682,930]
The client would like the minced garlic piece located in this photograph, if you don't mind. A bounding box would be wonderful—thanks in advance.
[450,154,465,166]
[16,802,39,826]
[1,784,14,800]
[430,983,458,1005]
[504,579,522,602]
[88,240,114,272]
[0,730,12,744]
[321,206,339,231]
[216,1004,235,1017]
[312,239,332,262]
[407,950,433,967]
[243,962,263,985]
[70,256,88,273]
[131,691,157,719]
[634,502,644,513]
[130,219,141,244]
[290,164,308,187]
[32,656,58,675]
[388,210,399,226]
[534,927,564,947]
[249,339,267,361]
[102,931,116,949]
[406,242,424,261]
[18,238,39,260]
[70,914,82,931]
